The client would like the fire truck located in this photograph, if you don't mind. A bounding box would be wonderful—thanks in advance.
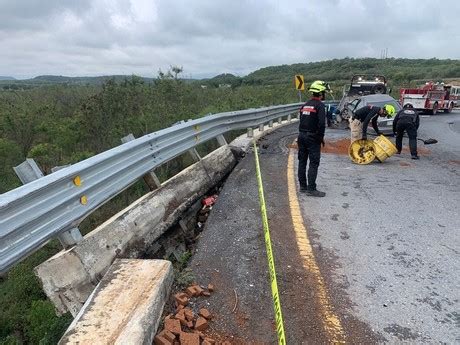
[449,85,460,107]
[399,82,457,114]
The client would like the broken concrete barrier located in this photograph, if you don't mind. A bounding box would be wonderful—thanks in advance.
[59,259,173,345]
[35,145,236,316]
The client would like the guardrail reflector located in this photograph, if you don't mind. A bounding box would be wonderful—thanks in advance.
[73,176,82,186]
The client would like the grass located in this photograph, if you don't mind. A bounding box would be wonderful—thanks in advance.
[0,241,72,344]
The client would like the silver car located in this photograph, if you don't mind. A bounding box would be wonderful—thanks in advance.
[346,94,402,135]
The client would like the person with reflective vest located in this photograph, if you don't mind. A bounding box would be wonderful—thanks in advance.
[349,104,396,142]
[393,105,420,159]
[297,80,330,197]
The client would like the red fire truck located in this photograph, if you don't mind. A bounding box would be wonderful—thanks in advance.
[399,82,457,114]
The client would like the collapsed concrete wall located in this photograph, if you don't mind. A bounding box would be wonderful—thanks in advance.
[59,259,173,345]
[35,145,237,316]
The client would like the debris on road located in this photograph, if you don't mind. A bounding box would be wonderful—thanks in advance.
[197,194,219,229]
[202,195,218,207]
[231,289,238,313]
[156,283,216,345]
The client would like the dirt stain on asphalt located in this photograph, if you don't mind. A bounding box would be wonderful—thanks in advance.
[401,147,431,155]
[321,138,350,155]
[383,324,420,341]
[399,162,412,167]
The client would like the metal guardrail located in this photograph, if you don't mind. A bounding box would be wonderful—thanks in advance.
[0,103,301,273]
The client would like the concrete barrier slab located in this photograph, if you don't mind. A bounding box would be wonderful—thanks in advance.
[35,145,236,316]
[59,259,173,345]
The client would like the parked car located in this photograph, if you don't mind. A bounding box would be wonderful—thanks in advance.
[346,94,402,135]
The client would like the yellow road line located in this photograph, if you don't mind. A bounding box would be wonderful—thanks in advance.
[253,141,286,345]
[287,148,346,343]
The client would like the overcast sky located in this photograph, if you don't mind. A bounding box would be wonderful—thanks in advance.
[1,0,459,79]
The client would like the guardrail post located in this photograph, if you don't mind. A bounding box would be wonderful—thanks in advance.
[188,148,201,162]
[13,158,44,183]
[259,123,264,132]
[278,117,282,124]
[13,159,83,248]
[121,134,161,190]
[287,114,292,122]
[216,134,227,146]
[247,128,254,138]
[269,120,273,128]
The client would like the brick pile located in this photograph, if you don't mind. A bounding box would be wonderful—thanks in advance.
[155,283,229,345]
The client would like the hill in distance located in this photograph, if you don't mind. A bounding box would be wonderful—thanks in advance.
[243,57,460,86]
[1,58,459,88]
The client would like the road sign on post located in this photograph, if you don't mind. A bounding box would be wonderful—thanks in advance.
[295,75,304,102]
[295,75,304,90]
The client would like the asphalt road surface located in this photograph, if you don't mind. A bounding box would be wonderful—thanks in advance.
[190,110,459,343]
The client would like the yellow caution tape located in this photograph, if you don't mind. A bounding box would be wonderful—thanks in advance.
[253,140,286,345]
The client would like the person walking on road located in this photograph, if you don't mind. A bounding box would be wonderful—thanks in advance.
[393,106,420,159]
[297,80,330,197]
[349,104,395,142]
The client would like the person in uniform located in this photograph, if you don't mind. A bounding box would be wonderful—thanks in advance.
[393,105,420,159]
[297,80,330,197]
[349,104,395,142]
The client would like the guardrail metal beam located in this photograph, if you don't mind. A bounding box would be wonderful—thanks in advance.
[0,103,301,273]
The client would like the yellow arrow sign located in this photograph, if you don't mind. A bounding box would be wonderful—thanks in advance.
[295,75,304,90]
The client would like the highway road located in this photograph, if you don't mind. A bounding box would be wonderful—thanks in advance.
[189,110,459,343]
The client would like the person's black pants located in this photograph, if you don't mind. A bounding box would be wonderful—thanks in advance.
[297,132,321,190]
[396,122,417,156]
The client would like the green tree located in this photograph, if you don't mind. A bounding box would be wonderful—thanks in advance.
[0,139,22,193]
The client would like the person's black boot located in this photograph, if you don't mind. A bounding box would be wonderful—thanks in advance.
[305,189,326,197]
[411,155,419,160]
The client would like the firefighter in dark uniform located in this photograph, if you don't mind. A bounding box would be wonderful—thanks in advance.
[350,104,395,142]
[297,80,330,197]
[393,105,420,159]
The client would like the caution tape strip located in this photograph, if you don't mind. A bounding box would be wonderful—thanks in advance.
[253,140,286,345]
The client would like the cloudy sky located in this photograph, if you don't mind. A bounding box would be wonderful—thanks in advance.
[1,0,459,79]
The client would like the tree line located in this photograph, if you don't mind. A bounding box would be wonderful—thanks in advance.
[0,71,297,194]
